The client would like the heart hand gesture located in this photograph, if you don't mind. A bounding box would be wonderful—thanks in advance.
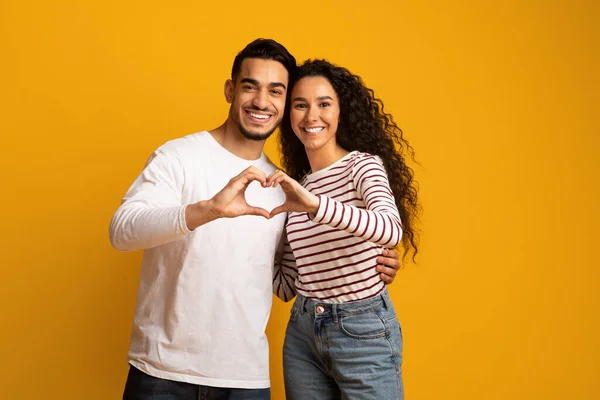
[210,166,271,219]
[267,170,320,218]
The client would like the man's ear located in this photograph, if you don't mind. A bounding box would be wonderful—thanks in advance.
[224,79,234,103]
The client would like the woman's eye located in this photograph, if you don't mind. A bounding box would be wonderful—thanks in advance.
[319,102,330,108]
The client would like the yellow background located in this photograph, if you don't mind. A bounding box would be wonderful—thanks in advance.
[1,0,598,399]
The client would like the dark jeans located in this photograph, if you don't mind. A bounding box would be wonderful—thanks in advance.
[123,365,271,400]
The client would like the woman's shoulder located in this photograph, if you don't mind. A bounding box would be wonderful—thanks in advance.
[349,151,384,168]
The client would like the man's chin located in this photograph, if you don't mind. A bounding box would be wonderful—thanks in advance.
[240,127,277,141]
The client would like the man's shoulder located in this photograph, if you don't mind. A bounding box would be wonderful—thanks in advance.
[155,131,209,156]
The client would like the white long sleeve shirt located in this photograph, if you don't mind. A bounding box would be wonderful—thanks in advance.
[110,131,286,388]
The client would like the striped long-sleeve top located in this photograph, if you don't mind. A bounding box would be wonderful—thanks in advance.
[273,151,402,303]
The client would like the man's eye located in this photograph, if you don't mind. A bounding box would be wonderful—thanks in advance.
[243,85,255,90]
[271,90,282,95]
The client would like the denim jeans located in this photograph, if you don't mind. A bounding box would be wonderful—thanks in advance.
[122,365,271,400]
[283,289,403,399]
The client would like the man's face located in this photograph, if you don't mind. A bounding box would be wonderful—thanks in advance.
[226,58,289,141]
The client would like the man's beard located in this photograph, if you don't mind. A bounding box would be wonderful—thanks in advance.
[239,124,277,141]
[231,108,280,141]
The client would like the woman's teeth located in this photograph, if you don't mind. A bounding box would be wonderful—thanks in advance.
[304,127,324,133]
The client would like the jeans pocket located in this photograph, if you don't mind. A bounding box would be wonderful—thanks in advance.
[386,316,403,351]
[339,310,388,340]
[385,316,403,372]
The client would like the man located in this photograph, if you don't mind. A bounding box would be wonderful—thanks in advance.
[110,38,400,399]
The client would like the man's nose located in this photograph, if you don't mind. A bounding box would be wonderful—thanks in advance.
[252,89,269,109]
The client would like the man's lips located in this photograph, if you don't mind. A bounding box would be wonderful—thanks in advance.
[245,110,274,123]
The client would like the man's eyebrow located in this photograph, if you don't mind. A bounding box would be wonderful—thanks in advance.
[240,78,259,86]
[269,82,286,90]
[239,78,286,90]
[292,96,334,102]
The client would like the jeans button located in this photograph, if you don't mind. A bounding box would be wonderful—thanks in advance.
[316,305,325,314]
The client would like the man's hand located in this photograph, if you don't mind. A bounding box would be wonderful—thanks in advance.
[210,166,271,219]
[185,166,270,230]
[266,170,320,218]
[377,249,401,284]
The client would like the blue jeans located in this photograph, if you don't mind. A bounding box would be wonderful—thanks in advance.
[122,365,271,400]
[283,289,403,399]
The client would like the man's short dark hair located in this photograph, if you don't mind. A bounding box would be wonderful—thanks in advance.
[231,38,296,82]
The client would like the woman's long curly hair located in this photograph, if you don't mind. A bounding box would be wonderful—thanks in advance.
[279,59,420,260]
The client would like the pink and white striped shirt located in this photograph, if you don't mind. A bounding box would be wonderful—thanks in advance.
[273,151,402,303]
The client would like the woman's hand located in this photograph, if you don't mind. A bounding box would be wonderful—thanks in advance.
[267,170,320,218]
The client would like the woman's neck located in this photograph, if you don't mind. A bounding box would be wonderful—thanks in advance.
[306,145,350,173]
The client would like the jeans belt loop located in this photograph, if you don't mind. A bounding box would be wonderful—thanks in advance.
[332,303,339,324]
[302,296,309,314]
[381,291,391,310]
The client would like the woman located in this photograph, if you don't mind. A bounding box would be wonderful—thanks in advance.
[270,59,419,399]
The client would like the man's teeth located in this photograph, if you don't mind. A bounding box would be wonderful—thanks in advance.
[248,112,270,120]
[304,127,324,133]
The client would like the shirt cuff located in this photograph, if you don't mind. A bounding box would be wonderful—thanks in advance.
[309,195,328,223]
[179,204,193,234]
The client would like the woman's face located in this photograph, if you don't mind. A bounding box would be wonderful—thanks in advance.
[289,76,340,153]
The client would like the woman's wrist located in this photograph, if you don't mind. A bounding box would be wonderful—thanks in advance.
[307,194,320,216]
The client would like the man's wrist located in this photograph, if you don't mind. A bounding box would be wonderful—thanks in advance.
[185,200,221,230]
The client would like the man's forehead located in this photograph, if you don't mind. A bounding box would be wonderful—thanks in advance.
[238,58,289,83]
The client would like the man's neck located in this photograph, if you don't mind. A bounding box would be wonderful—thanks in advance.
[209,120,266,161]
